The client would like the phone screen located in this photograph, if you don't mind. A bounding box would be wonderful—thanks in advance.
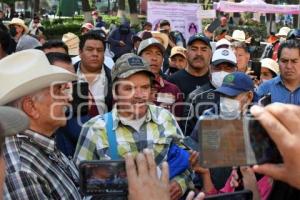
[79,160,128,197]
[258,93,271,106]
[207,19,221,33]
[250,61,261,80]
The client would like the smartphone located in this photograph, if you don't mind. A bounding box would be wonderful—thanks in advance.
[207,19,221,33]
[258,93,271,106]
[199,118,282,168]
[182,136,199,151]
[71,81,89,116]
[204,189,253,200]
[79,160,128,197]
[250,61,261,80]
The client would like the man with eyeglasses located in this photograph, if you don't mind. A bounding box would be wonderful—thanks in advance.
[0,49,82,199]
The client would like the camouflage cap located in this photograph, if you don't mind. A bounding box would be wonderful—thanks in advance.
[111,53,155,82]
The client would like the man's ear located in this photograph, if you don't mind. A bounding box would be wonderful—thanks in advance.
[247,91,254,103]
[22,96,39,119]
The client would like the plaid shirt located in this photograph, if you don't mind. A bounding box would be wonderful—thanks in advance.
[74,104,193,193]
[3,129,81,200]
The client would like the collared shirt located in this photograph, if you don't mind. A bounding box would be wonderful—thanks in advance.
[257,75,300,104]
[4,129,81,200]
[74,104,192,193]
[77,63,107,114]
[152,76,183,117]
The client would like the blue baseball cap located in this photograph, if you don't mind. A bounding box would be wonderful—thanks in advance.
[215,72,254,97]
[187,33,211,48]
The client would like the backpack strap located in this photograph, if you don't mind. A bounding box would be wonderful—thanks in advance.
[103,112,120,160]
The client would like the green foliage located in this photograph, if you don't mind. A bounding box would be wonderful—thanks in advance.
[44,23,81,39]
[42,15,122,39]
[102,15,121,27]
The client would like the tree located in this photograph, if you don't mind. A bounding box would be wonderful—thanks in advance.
[117,0,139,25]
[81,0,96,22]
[2,0,15,17]
[33,0,40,14]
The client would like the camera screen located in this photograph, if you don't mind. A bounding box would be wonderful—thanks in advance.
[199,118,282,168]
[79,161,128,196]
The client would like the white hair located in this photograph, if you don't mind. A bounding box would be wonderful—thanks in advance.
[6,89,47,111]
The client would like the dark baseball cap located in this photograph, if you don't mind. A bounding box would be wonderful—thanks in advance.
[187,33,211,48]
[111,53,155,82]
[215,72,254,97]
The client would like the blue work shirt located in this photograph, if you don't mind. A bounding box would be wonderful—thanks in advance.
[257,76,300,105]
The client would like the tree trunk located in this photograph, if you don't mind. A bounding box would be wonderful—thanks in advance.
[34,0,40,15]
[81,0,92,22]
[128,0,139,25]
[9,3,15,18]
[117,0,126,17]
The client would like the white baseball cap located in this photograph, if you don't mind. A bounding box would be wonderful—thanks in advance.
[212,48,237,66]
[216,38,231,49]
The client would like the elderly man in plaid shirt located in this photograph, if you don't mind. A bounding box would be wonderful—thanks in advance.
[0,50,81,199]
[74,53,193,200]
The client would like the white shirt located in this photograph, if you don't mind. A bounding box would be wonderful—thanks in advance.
[77,63,107,114]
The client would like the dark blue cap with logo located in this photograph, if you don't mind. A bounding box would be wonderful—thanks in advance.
[215,72,254,97]
[187,33,211,48]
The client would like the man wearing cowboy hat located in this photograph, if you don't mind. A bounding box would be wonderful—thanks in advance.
[8,18,41,52]
[0,49,82,199]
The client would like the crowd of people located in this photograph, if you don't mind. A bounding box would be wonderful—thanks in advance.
[0,9,300,200]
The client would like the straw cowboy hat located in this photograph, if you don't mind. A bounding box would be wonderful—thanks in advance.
[225,30,251,43]
[0,49,77,105]
[151,31,169,49]
[276,27,291,37]
[9,18,29,33]
[260,58,280,75]
[62,32,80,56]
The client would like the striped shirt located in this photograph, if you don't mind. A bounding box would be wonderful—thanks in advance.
[3,129,81,200]
[74,104,192,193]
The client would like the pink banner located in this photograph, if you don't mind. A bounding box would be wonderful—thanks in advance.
[215,0,300,14]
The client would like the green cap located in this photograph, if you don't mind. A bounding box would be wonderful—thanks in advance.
[111,53,155,82]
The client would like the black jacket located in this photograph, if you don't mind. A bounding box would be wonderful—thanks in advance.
[181,82,219,136]
[74,61,113,112]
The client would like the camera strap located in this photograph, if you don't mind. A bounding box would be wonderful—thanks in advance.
[103,112,120,160]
